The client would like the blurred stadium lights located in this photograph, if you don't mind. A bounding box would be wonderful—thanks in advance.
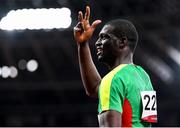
[9,66,18,78]
[27,59,38,72]
[137,44,175,84]
[1,66,11,78]
[167,46,180,66]
[0,7,72,30]
[18,59,27,70]
[19,59,38,72]
[143,53,174,84]
[149,34,180,66]
[0,59,38,79]
[0,66,18,79]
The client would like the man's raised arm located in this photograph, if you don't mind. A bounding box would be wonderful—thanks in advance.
[73,6,102,98]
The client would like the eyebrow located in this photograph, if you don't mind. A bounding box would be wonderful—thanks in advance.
[99,33,104,36]
[99,33,109,37]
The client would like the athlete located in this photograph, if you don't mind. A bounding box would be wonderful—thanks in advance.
[74,6,157,127]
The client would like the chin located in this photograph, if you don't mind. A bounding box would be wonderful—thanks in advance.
[97,55,103,62]
[98,55,107,63]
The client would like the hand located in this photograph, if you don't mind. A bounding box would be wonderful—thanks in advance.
[74,6,102,44]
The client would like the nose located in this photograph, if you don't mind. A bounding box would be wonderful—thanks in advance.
[95,39,102,47]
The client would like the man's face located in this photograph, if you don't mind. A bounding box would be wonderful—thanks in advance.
[95,25,120,63]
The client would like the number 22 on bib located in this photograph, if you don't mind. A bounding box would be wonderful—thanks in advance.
[140,91,157,123]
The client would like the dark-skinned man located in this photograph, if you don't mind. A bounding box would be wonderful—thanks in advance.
[74,6,157,127]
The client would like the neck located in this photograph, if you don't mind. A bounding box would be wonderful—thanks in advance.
[108,52,133,70]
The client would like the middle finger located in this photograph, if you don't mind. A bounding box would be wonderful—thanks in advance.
[84,6,90,21]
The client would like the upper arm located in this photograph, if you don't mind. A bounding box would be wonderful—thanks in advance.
[98,110,122,127]
[87,83,100,98]
[98,76,126,113]
[98,76,126,126]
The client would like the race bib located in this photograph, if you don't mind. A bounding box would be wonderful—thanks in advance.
[140,91,157,123]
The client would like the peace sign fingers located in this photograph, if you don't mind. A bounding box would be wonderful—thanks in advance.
[78,11,83,23]
[84,6,90,21]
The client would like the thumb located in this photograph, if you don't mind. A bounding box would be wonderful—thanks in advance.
[91,20,102,30]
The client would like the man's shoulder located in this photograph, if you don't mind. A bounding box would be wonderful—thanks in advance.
[102,64,128,80]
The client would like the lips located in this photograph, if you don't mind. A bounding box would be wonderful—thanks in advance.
[96,47,103,56]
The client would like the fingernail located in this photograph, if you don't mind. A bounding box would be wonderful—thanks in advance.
[98,20,102,23]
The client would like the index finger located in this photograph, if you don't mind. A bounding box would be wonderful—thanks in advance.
[78,11,83,22]
[84,6,90,21]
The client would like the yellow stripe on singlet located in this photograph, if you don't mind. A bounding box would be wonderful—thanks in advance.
[100,64,127,111]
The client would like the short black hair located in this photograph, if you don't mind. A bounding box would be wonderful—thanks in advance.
[106,19,138,52]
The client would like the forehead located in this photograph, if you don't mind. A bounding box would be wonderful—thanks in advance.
[99,25,114,35]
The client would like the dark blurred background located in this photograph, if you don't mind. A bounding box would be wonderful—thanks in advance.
[0,0,179,126]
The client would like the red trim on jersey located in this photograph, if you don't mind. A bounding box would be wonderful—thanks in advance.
[142,115,157,123]
[122,98,132,127]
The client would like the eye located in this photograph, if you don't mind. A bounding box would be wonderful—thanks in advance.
[99,34,110,40]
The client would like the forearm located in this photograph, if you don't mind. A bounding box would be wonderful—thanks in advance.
[78,42,101,98]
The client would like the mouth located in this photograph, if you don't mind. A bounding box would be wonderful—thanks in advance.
[96,47,103,56]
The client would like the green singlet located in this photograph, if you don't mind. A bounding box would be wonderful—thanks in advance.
[98,64,156,127]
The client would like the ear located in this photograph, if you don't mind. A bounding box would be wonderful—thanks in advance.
[119,36,128,49]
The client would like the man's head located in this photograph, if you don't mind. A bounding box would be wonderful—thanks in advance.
[95,19,138,65]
